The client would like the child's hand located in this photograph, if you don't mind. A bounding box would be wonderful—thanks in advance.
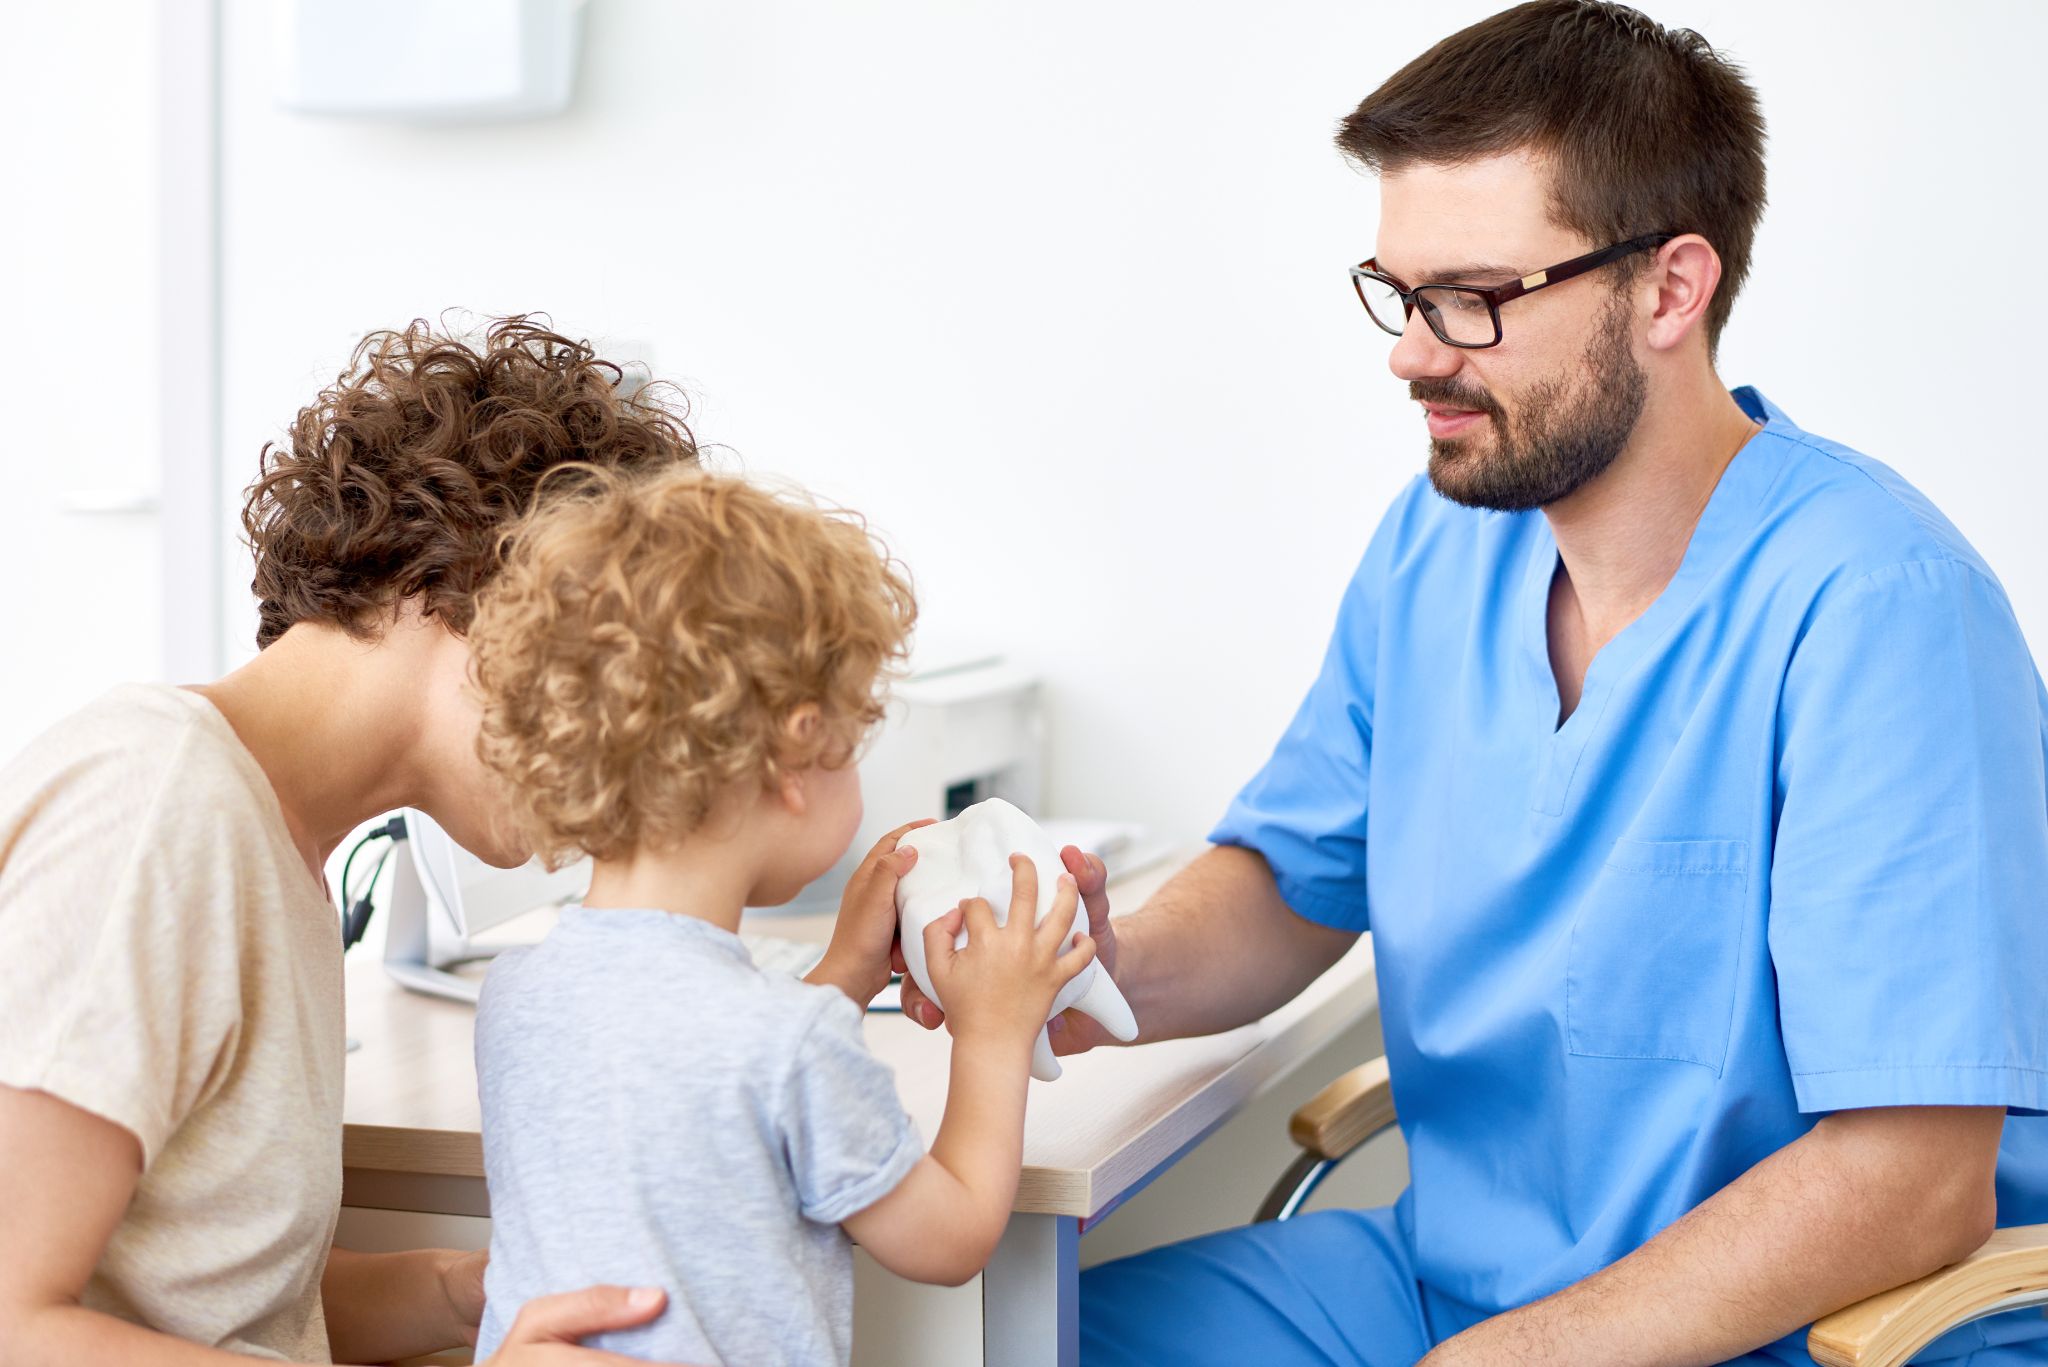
[807,819,933,1005]
[922,854,1097,1053]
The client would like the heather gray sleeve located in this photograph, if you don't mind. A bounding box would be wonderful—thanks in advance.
[781,993,924,1225]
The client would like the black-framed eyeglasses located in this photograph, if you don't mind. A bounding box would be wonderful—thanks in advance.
[1349,233,1677,349]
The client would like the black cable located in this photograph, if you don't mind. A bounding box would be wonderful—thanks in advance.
[342,840,396,951]
[337,832,380,918]
[337,815,410,952]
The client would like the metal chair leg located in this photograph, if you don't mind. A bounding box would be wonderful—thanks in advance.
[1255,1151,1338,1223]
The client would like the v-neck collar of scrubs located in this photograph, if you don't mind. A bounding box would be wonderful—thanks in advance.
[1523,385,1791,814]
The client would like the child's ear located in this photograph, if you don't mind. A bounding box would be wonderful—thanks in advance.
[783,704,823,748]
[775,770,808,816]
[774,705,825,815]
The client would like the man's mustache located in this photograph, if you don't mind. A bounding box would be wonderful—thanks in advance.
[1409,380,1501,416]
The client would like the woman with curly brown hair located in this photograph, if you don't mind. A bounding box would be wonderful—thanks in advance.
[0,317,708,1366]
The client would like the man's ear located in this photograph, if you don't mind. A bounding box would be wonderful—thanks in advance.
[1643,233,1723,353]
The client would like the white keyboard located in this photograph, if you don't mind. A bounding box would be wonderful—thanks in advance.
[740,931,902,1012]
[740,931,827,977]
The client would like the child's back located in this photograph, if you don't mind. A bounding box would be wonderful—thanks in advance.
[473,908,921,1364]
[463,466,1101,1363]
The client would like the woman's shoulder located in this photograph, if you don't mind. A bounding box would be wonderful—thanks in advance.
[0,683,312,933]
[1,684,277,832]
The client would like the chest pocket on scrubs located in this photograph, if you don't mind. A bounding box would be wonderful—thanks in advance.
[1566,838,1748,1073]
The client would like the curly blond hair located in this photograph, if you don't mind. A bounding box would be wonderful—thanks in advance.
[468,466,916,865]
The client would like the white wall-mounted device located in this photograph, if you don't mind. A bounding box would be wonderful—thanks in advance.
[276,0,589,122]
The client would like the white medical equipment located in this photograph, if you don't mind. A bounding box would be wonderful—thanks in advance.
[380,812,849,1003]
[784,652,1048,915]
[380,810,586,1003]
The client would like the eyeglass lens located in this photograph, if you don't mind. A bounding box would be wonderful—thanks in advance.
[1355,274,1497,347]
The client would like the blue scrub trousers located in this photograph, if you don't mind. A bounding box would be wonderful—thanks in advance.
[1079,1207,2048,1366]
[1082,1209,1435,1367]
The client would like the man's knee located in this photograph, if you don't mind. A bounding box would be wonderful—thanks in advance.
[1081,1209,1430,1367]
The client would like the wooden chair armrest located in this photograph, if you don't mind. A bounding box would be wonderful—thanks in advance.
[1808,1223,2048,1367]
[1288,1055,1396,1161]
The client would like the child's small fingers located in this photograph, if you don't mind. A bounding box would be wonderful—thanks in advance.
[1036,875,1079,947]
[922,906,965,956]
[878,817,934,848]
[1006,854,1039,929]
[1054,933,1099,984]
[961,895,1000,941]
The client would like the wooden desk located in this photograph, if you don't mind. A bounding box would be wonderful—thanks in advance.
[341,853,1378,1367]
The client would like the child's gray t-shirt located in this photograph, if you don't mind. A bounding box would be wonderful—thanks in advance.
[472,907,923,1366]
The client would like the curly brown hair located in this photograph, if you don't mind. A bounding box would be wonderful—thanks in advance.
[241,315,699,649]
[468,466,917,866]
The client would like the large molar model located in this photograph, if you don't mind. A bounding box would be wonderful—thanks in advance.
[895,799,1139,1081]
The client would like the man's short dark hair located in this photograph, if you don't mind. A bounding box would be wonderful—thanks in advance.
[1336,0,1767,349]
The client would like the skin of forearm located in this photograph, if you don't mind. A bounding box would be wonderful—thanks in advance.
[321,1246,467,1364]
[0,1308,259,1367]
[918,1032,1036,1277]
[1,1250,470,1367]
[1114,846,1358,1043]
[1425,1108,2002,1367]
[848,1030,1037,1285]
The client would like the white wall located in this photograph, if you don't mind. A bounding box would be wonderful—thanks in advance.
[209,0,2046,847]
[0,4,164,761]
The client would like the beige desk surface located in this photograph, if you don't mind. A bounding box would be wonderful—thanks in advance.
[342,852,1378,1224]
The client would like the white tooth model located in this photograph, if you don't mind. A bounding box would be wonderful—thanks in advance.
[896,799,1140,1081]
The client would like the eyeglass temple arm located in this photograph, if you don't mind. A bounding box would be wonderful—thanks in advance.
[1484,232,1679,307]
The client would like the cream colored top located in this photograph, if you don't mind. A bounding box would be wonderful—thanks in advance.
[0,685,344,1363]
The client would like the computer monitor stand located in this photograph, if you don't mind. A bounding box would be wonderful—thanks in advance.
[382,849,496,1004]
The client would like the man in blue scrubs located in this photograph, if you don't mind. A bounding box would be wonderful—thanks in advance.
[897,2,2048,1363]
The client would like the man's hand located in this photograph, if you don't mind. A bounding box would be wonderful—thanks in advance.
[807,818,933,1005]
[897,844,1122,1051]
[1044,845,1121,1054]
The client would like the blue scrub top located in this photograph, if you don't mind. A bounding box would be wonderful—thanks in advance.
[1213,388,2048,1358]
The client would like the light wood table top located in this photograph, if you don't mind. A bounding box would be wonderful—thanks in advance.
[342,851,1379,1223]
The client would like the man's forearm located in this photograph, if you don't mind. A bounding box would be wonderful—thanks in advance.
[1115,845,1358,1043]
[1422,1106,2003,1367]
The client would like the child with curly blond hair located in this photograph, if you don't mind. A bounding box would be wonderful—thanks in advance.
[465,466,1096,1366]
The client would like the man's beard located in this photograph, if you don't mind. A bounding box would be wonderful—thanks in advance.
[1418,292,1648,513]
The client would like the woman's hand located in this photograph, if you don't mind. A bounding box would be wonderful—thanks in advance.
[481,1284,703,1365]
[806,818,933,1005]
[900,844,1121,1057]
[921,854,1097,1049]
